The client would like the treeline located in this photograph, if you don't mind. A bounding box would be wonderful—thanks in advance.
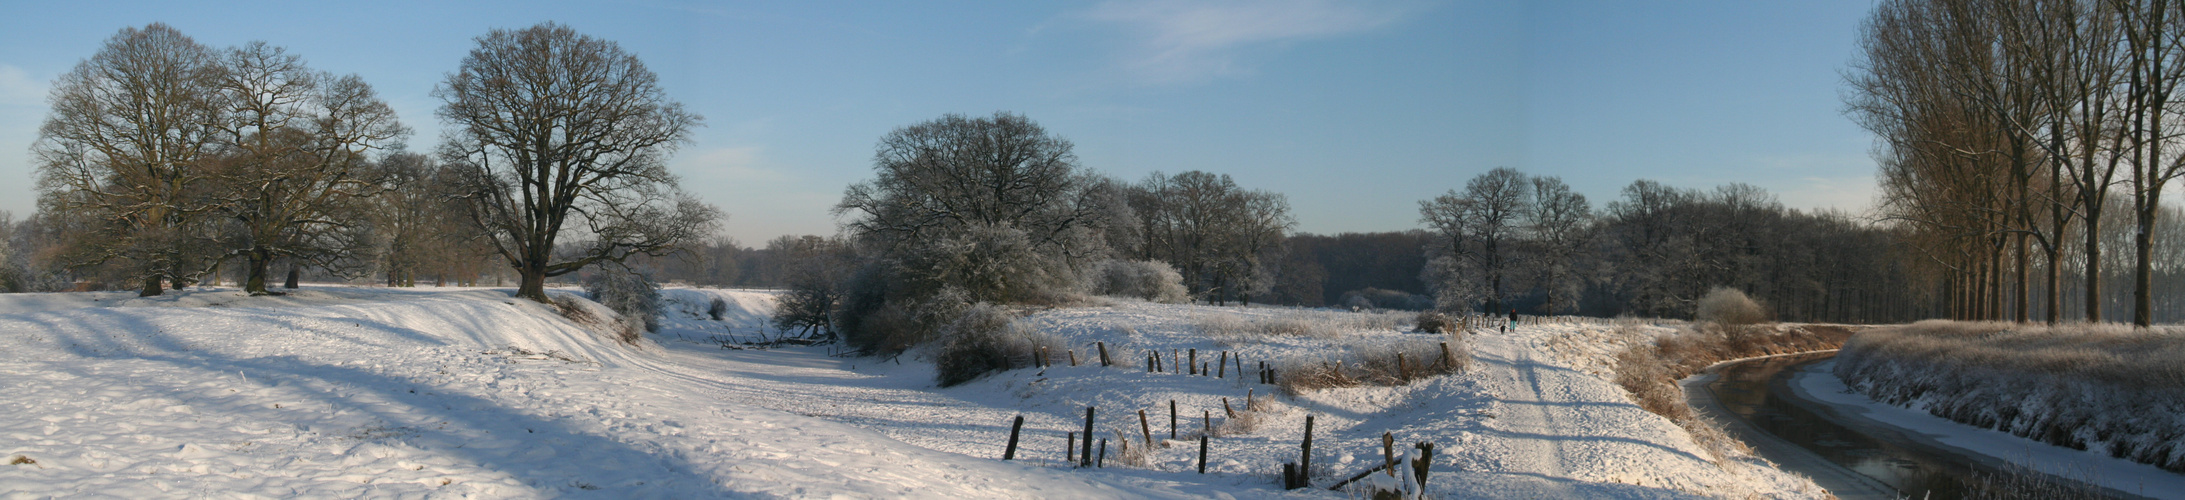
[1847,0,2185,326]
[5,22,719,300]
[1414,169,1925,324]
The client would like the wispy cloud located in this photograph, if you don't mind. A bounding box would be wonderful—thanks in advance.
[1082,0,1419,84]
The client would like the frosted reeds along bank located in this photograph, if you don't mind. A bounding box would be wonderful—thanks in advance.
[1834,320,2185,473]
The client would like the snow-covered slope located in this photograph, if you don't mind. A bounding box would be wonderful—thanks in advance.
[1,287,1823,498]
[0,287,1184,498]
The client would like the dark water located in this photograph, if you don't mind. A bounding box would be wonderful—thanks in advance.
[1708,352,1982,498]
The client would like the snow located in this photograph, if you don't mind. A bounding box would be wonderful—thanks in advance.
[1,286,1825,498]
[1793,359,2185,499]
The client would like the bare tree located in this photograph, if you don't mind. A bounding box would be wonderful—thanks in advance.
[33,23,225,296]
[1126,171,1294,305]
[435,22,718,303]
[1419,167,1530,313]
[207,42,408,294]
[1525,175,1592,314]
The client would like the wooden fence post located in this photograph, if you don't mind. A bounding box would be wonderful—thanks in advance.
[1189,348,1197,375]
[1223,397,1236,418]
[1097,342,1110,367]
[1138,409,1153,447]
[1003,415,1024,460]
[1067,432,1075,464]
[1098,438,1108,467]
[1081,407,1095,467]
[1217,351,1228,378]
[1169,400,1178,440]
[1069,349,1078,366]
[1300,415,1315,487]
[1198,434,1209,473]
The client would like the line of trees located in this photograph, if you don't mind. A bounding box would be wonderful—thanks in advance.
[17,23,717,302]
[1415,169,1928,324]
[1847,0,2185,326]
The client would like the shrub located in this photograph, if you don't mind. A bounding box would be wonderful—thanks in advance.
[1337,287,1433,311]
[707,296,729,321]
[1694,287,1767,325]
[934,303,1063,386]
[1088,259,1189,303]
[581,267,660,343]
[1415,311,1454,334]
[772,275,839,339]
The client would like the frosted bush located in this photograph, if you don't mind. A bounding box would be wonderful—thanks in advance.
[1694,287,1767,325]
[1088,259,1189,303]
[934,303,1063,386]
[581,267,661,343]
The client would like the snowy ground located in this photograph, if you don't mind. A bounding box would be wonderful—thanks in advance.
[0,286,1825,498]
[1794,360,2185,499]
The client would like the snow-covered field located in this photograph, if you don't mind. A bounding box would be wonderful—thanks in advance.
[0,286,1825,498]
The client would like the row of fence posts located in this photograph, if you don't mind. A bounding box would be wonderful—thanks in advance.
[1000,407,1434,492]
[992,342,1434,491]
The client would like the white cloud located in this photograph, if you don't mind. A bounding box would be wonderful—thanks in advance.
[1082,0,1418,84]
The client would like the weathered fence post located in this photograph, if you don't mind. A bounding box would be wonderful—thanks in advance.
[1300,415,1315,487]
[1439,342,1452,369]
[1148,353,1156,372]
[1081,407,1095,467]
[1003,415,1024,460]
[1169,400,1178,440]
[1413,442,1435,488]
[1198,434,1209,473]
[1069,349,1078,366]
[1189,349,1197,375]
[1098,438,1108,467]
[1138,409,1153,447]
[1381,432,1396,478]
[1217,351,1228,378]
[1097,342,1111,367]
[1067,432,1075,464]
[1223,397,1236,418]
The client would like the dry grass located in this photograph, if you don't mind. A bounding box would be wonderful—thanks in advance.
[1273,339,1469,396]
[1835,320,2185,473]
[1193,310,1415,346]
[1611,323,1854,462]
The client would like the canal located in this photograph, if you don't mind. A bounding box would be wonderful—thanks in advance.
[1686,351,2150,499]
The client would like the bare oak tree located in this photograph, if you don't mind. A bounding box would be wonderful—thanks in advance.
[435,22,717,303]
[33,23,225,296]
[208,41,407,294]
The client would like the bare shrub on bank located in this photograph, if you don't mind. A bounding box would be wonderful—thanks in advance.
[582,267,661,343]
[1415,311,1454,334]
[934,303,1065,387]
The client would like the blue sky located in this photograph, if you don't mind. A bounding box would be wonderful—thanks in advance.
[0,1,1879,245]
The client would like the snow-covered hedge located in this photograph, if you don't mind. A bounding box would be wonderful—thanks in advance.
[1833,321,2185,473]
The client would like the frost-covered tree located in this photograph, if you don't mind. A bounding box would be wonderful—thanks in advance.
[436,22,719,303]
[583,266,661,342]
[33,24,226,296]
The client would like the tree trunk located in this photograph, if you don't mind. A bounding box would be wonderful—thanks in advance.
[517,265,549,303]
[246,250,271,295]
[139,274,164,297]
[284,266,300,289]
[2016,233,2030,323]
[2086,213,2103,323]
[2136,207,2157,327]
